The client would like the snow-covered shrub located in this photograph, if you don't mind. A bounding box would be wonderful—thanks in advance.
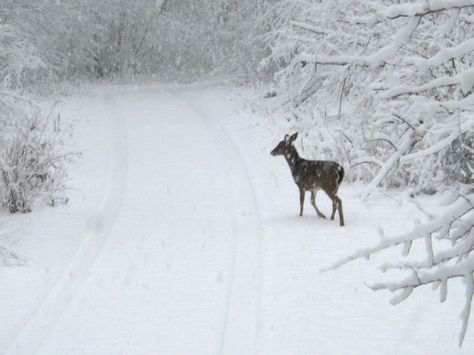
[0,12,74,213]
[0,105,72,213]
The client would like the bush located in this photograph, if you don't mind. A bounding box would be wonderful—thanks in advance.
[0,107,72,213]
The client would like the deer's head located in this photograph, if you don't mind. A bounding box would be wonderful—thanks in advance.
[271,132,298,156]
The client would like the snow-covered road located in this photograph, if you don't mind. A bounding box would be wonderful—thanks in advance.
[2,84,473,354]
[5,87,261,355]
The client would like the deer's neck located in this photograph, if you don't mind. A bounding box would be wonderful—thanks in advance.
[284,146,301,173]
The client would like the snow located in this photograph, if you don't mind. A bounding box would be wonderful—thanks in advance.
[435,9,459,37]
[354,0,474,24]
[400,117,473,163]
[362,131,417,199]
[380,68,474,99]
[299,13,420,68]
[405,38,474,69]
[300,27,474,72]
[1,84,473,354]
[365,17,420,67]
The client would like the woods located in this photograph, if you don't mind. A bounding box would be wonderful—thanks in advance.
[0,0,271,84]
[261,0,474,345]
[262,0,473,191]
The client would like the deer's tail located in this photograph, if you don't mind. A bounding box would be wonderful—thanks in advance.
[337,165,344,185]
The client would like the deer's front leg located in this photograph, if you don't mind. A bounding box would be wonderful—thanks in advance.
[311,190,326,219]
[299,187,305,216]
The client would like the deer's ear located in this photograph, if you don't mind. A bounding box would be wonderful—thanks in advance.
[289,132,298,142]
[284,134,290,142]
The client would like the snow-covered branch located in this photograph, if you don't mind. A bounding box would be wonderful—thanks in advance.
[297,16,420,68]
[323,189,474,346]
[354,0,474,25]
[400,118,473,162]
[363,130,418,199]
[405,38,474,69]
[290,20,327,35]
[379,68,474,98]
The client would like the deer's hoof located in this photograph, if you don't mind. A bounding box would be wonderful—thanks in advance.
[318,214,326,219]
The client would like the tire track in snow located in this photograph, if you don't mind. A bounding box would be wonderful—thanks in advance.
[170,88,263,355]
[3,93,128,355]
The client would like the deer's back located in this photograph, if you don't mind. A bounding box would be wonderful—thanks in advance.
[293,159,343,192]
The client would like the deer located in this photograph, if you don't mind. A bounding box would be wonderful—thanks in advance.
[271,132,345,226]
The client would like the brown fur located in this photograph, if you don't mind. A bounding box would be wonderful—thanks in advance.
[271,132,345,226]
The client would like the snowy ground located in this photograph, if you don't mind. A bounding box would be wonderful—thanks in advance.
[0,83,472,354]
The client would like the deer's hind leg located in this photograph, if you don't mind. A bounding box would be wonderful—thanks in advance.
[310,190,326,219]
[325,188,344,226]
[330,197,337,220]
[334,195,344,226]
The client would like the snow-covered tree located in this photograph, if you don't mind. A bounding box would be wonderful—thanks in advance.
[263,0,474,346]
[261,0,474,191]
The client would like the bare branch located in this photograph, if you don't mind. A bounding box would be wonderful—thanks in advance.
[290,20,327,35]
